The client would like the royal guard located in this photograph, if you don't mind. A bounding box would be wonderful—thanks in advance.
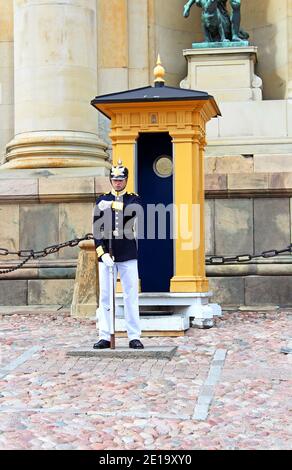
[92,160,144,349]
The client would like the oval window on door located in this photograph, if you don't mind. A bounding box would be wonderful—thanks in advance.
[153,155,173,178]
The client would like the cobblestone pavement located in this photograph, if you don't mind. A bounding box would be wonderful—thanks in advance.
[0,308,291,450]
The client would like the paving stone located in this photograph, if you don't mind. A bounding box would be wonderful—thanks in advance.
[0,310,291,450]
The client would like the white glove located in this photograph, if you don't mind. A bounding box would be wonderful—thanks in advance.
[101,253,114,267]
[98,200,113,211]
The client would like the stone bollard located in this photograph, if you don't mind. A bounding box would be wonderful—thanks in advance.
[71,239,99,319]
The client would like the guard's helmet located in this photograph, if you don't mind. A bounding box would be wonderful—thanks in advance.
[110,160,129,180]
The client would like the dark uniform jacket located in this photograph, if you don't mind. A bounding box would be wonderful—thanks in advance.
[93,190,142,263]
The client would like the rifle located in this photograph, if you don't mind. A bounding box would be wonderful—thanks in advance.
[108,236,115,349]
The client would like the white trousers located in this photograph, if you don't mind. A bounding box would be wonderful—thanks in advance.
[96,259,141,341]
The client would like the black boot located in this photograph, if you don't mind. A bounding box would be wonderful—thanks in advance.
[93,339,110,349]
[129,339,144,349]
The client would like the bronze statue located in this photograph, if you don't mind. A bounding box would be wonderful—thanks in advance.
[183,0,249,44]
[230,0,246,42]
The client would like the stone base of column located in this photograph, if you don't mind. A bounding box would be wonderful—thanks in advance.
[170,276,209,293]
[1,131,109,170]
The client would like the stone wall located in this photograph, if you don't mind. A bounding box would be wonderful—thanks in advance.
[206,100,292,157]
[205,172,292,307]
[1,169,292,308]
[0,0,14,163]
[1,0,292,309]
[244,0,290,100]
[0,171,109,306]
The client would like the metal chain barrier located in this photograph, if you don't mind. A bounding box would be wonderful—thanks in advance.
[0,233,94,275]
[0,234,292,274]
[206,244,292,265]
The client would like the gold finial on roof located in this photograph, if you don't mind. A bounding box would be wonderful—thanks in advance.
[154,54,165,86]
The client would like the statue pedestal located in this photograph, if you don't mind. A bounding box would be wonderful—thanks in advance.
[181,46,262,102]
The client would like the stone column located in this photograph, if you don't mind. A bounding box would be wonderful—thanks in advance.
[128,0,149,89]
[2,0,107,170]
[288,0,292,99]
[97,0,129,95]
[0,0,14,164]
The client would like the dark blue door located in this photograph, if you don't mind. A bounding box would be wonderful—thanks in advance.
[137,133,174,292]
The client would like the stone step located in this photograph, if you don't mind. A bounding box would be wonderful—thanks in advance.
[116,292,211,307]
[116,313,190,333]
[66,346,178,359]
[118,310,175,317]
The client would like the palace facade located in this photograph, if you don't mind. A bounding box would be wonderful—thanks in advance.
[0,0,292,309]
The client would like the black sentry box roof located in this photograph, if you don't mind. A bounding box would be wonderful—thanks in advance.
[92,85,217,104]
[91,85,221,119]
